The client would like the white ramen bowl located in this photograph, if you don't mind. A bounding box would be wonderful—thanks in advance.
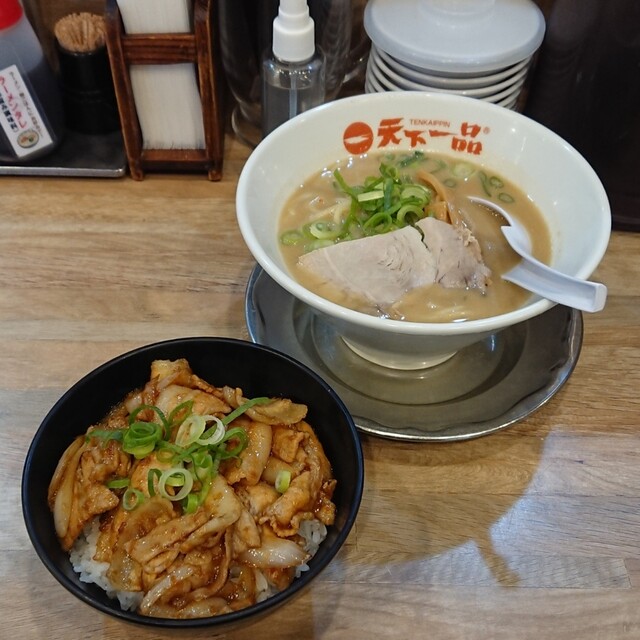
[236,92,611,369]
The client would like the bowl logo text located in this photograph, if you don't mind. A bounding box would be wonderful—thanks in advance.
[343,117,487,156]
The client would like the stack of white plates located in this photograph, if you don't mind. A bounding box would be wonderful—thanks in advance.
[363,0,546,111]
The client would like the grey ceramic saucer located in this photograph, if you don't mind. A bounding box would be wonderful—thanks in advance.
[245,265,582,442]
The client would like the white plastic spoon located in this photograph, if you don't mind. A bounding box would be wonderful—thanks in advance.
[468,196,607,312]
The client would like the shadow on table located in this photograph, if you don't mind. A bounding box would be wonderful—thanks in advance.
[350,425,548,587]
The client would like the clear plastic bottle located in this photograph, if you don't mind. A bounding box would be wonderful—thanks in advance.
[261,0,325,137]
[0,0,64,162]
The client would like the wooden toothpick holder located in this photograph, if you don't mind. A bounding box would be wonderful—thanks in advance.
[104,0,224,180]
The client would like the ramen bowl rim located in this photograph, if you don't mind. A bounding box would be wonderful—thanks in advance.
[236,92,611,340]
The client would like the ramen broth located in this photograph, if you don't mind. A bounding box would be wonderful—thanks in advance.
[279,151,551,322]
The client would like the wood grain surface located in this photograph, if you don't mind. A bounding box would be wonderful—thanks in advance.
[2,133,639,640]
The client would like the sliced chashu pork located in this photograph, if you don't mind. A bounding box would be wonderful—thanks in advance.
[297,218,491,307]
[298,225,436,307]
[415,217,491,291]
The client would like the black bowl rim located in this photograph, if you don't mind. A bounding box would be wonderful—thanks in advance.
[21,336,364,629]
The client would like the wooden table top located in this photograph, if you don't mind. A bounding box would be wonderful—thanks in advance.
[3,134,640,640]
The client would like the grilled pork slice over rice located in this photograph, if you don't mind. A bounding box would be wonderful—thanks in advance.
[49,358,336,618]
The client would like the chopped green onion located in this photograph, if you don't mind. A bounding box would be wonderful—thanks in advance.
[400,185,430,202]
[498,192,515,203]
[123,488,145,511]
[175,414,207,447]
[381,178,392,211]
[397,203,424,225]
[379,162,399,181]
[308,221,342,240]
[106,477,130,489]
[478,171,492,196]
[167,400,193,427]
[182,492,200,514]
[156,442,181,462]
[280,230,305,246]
[124,441,155,459]
[304,238,336,252]
[147,468,161,497]
[425,157,447,173]
[219,427,249,458]
[363,210,393,232]
[290,159,439,249]
[196,418,226,447]
[333,169,358,198]
[196,470,215,508]
[275,470,291,493]
[193,452,214,481]
[222,397,270,425]
[452,162,475,178]
[164,471,187,487]
[86,428,124,443]
[90,397,264,511]
[123,421,163,459]
[158,467,193,502]
[357,190,384,203]
[169,441,200,465]
[129,404,169,432]
[397,150,425,167]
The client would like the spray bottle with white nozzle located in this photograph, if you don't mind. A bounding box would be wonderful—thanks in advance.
[261,0,326,137]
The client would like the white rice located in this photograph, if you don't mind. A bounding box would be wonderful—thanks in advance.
[299,518,327,555]
[295,519,327,577]
[70,517,327,611]
[254,568,274,603]
[69,520,143,611]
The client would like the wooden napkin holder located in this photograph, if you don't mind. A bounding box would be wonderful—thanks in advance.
[104,0,224,180]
